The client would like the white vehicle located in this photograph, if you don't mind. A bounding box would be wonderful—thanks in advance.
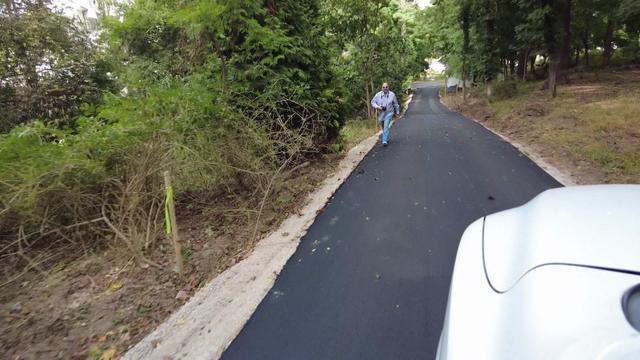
[437,185,640,360]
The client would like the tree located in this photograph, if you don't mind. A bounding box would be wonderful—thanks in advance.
[616,0,640,64]
[0,0,113,132]
[106,0,347,144]
[322,0,426,119]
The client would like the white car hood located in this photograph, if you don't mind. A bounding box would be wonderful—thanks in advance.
[483,185,640,292]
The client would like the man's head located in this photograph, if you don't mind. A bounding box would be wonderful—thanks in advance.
[382,82,389,94]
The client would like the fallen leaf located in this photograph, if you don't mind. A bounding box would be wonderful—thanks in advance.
[99,347,117,360]
[107,280,123,292]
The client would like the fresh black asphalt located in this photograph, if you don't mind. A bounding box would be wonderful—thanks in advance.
[222,83,562,359]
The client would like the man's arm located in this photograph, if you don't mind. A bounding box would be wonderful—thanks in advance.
[393,93,400,114]
[371,92,380,110]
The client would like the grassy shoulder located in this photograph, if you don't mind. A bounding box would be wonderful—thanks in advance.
[331,117,378,152]
[441,69,640,184]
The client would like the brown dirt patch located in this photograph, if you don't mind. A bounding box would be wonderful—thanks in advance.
[1,155,340,359]
[516,102,548,117]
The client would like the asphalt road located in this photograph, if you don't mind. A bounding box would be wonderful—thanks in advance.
[222,83,561,360]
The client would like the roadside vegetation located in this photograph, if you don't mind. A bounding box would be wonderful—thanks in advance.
[443,69,640,184]
[426,0,640,184]
[1,0,428,358]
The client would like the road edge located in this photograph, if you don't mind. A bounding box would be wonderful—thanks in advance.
[438,93,577,187]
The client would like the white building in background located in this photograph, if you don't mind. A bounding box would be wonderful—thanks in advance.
[52,0,124,37]
[55,0,98,17]
[429,59,446,74]
[53,0,98,21]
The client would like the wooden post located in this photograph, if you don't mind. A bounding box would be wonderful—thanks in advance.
[163,171,183,275]
[444,76,448,97]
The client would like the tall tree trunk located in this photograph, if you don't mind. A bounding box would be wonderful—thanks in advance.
[517,50,526,80]
[509,55,516,78]
[460,4,470,101]
[635,33,640,64]
[602,19,615,68]
[482,1,497,84]
[530,55,535,76]
[503,59,508,79]
[543,0,570,97]
[558,0,571,84]
[365,82,372,120]
[549,57,560,97]
[522,50,529,81]
[575,48,580,68]
[583,35,590,67]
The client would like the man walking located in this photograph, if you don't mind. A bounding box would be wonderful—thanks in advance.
[371,82,400,146]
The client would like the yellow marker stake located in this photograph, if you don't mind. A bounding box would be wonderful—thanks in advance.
[163,171,183,274]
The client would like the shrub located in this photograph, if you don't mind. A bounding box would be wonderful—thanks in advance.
[492,80,519,100]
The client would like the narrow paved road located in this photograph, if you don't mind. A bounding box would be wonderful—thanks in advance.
[222,83,561,359]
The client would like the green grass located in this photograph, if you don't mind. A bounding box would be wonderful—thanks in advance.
[331,118,377,152]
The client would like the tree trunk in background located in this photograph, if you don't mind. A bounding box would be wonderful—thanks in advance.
[530,55,535,75]
[517,50,526,80]
[460,4,470,101]
[575,48,580,67]
[481,1,498,85]
[503,60,508,79]
[559,0,571,84]
[523,50,529,81]
[543,0,570,97]
[365,83,372,120]
[583,36,590,67]
[548,57,559,97]
[445,76,448,97]
[509,56,516,78]
[602,19,615,68]
[636,34,640,64]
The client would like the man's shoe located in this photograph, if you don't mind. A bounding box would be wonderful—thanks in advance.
[382,142,388,147]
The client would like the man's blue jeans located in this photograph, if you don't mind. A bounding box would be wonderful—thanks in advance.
[379,111,393,144]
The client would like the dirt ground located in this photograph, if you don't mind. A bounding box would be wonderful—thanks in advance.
[1,155,340,360]
[441,68,640,185]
